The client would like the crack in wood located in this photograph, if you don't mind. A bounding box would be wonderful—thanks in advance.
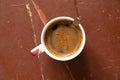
[64,62,76,80]
[74,0,79,17]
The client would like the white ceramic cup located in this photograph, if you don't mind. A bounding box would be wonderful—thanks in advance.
[31,16,86,61]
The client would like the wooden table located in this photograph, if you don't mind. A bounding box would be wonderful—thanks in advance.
[0,0,120,80]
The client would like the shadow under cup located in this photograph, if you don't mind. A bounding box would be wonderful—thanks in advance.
[42,17,85,61]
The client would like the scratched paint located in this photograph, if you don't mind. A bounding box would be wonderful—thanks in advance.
[25,1,37,46]
[31,0,47,25]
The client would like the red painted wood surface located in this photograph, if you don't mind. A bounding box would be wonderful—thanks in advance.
[0,0,120,80]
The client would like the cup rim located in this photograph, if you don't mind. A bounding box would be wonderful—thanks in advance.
[41,16,86,61]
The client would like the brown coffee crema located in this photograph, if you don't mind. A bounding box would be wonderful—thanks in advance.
[44,20,83,58]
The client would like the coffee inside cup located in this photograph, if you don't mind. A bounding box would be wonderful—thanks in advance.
[44,19,83,58]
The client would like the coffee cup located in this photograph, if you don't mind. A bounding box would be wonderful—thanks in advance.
[30,16,86,61]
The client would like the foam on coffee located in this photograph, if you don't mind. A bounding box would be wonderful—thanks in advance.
[44,20,82,58]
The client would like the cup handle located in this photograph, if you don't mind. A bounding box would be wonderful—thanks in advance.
[30,44,45,56]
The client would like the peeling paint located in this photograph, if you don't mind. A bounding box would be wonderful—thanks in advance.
[25,0,37,46]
